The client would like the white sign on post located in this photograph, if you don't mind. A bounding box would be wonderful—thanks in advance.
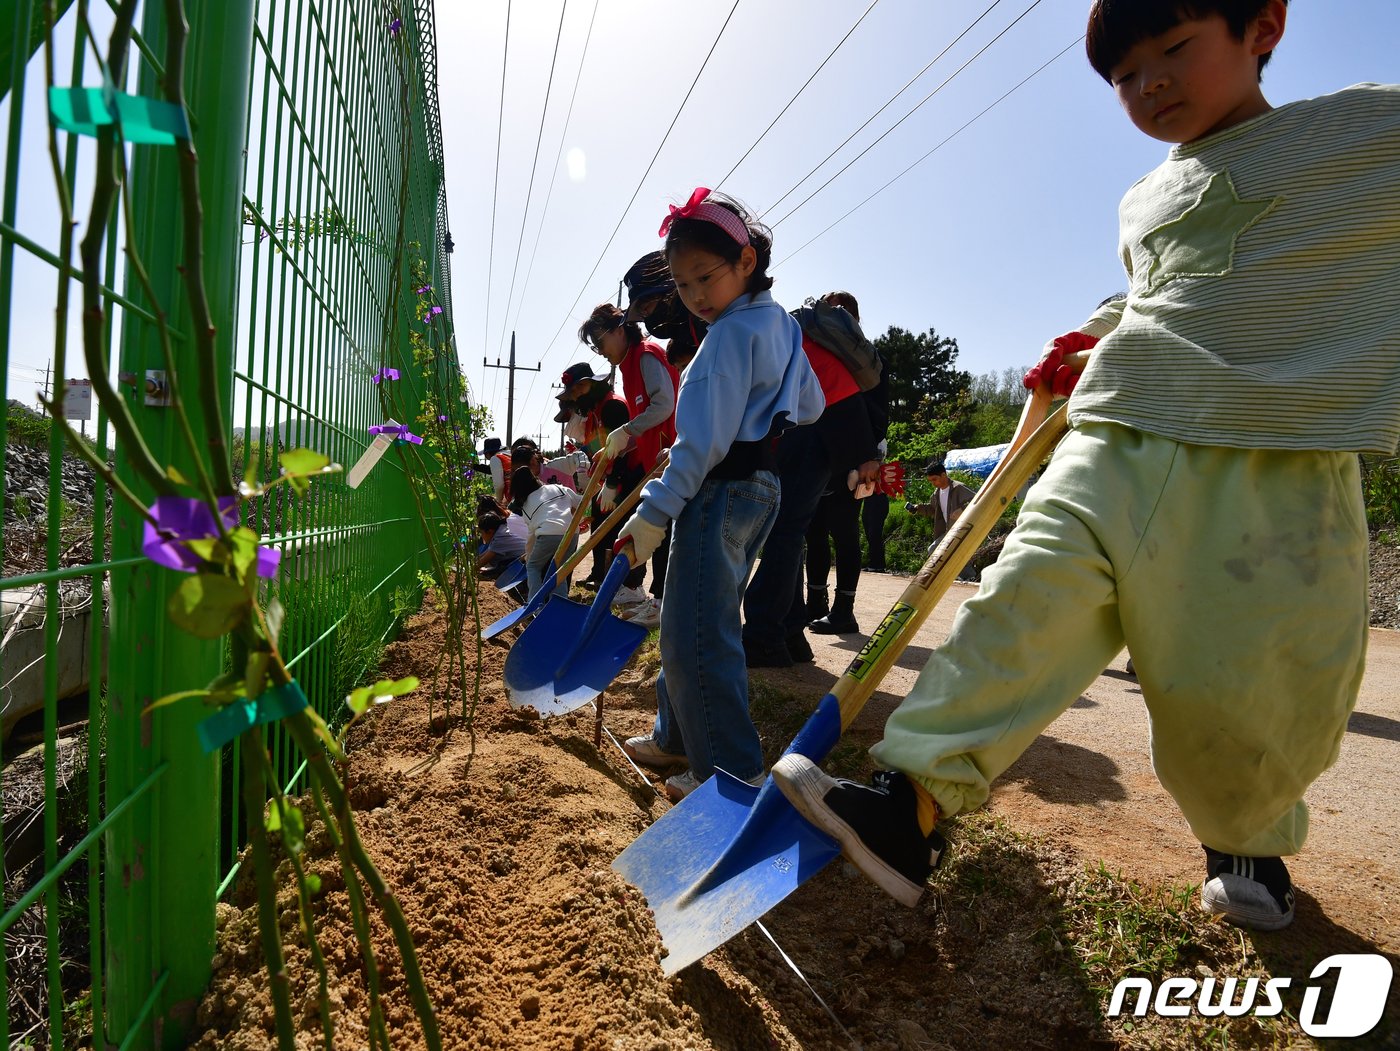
[62,378,93,421]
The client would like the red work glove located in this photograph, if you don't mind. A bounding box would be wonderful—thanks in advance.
[1023,331,1100,397]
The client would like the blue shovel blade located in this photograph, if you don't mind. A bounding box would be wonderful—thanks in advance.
[494,557,527,591]
[613,771,841,976]
[502,594,647,717]
[481,567,558,640]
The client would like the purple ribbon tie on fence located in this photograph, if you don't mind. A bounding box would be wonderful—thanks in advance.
[416,284,431,295]
[197,680,310,753]
[422,306,442,324]
[368,423,423,445]
[142,496,282,577]
[371,367,400,383]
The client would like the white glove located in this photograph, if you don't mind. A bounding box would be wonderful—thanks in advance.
[604,425,633,463]
[597,483,619,514]
[572,450,590,472]
[617,512,666,564]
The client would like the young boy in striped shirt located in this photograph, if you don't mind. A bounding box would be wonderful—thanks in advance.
[774,0,1399,931]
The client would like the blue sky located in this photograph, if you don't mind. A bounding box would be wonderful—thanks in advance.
[435,0,1399,447]
[3,2,1396,449]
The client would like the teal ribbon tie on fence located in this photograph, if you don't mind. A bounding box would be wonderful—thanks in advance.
[197,681,310,753]
[48,86,191,145]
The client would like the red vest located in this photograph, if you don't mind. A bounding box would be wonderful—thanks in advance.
[618,340,679,470]
[802,336,860,406]
[494,450,513,501]
[582,392,631,456]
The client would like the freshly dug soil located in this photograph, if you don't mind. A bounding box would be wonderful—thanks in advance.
[191,569,1400,1050]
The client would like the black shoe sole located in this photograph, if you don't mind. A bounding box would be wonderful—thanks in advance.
[772,755,926,907]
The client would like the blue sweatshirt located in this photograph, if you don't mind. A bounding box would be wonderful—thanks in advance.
[638,290,825,526]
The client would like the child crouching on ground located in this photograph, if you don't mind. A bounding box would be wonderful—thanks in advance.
[615,188,825,801]
[511,466,583,600]
[773,0,1399,931]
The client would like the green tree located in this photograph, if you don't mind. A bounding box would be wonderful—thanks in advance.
[874,325,971,429]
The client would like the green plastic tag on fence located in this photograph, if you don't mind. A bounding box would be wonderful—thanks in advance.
[48,86,190,145]
[196,680,310,753]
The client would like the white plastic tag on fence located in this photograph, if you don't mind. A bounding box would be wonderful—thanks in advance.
[347,419,399,489]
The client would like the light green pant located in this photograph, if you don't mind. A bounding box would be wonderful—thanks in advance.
[872,422,1369,857]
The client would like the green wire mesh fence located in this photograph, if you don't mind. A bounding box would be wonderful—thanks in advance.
[0,0,460,1045]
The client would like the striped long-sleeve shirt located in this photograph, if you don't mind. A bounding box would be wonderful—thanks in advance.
[1070,83,1400,454]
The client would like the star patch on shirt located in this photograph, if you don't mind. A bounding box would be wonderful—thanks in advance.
[1139,170,1280,294]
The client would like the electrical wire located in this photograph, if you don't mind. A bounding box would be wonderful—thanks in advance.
[494,0,570,361]
[533,0,745,375]
[760,0,1010,222]
[508,0,602,414]
[713,0,883,192]
[483,0,513,411]
[769,0,1046,230]
[772,37,1080,269]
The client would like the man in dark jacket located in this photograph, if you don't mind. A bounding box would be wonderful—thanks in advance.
[907,459,974,546]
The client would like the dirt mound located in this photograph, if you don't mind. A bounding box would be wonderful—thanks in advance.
[190,588,1120,1050]
[191,579,1399,1050]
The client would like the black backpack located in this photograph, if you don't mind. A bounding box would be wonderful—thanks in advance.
[790,297,882,392]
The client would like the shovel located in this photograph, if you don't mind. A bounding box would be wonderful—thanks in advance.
[493,557,528,592]
[481,453,668,641]
[502,545,649,715]
[491,457,608,599]
[614,390,1070,976]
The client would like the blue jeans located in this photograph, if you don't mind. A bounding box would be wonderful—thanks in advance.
[651,472,779,782]
[525,532,575,599]
[742,426,830,647]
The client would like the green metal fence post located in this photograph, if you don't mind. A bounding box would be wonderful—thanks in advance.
[104,2,256,1047]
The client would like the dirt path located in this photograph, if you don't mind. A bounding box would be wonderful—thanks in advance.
[804,573,1400,952]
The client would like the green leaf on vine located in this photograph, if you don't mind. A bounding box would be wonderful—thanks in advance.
[144,688,210,714]
[272,800,305,854]
[167,574,251,639]
[226,527,262,579]
[184,538,222,565]
[346,686,371,716]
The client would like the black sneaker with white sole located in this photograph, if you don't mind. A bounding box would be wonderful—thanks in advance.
[1200,847,1295,931]
[772,755,944,907]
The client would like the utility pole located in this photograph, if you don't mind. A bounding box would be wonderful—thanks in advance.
[483,331,540,446]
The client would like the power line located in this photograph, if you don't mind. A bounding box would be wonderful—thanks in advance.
[714,0,883,192]
[772,37,1081,270]
[494,0,570,361]
[533,0,745,375]
[507,0,601,356]
[769,0,1046,230]
[484,0,513,414]
[510,0,603,416]
[759,0,1011,222]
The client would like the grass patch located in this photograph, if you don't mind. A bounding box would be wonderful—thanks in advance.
[924,812,1308,1049]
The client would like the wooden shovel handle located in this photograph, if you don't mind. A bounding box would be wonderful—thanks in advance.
[832,398,1072,731]
[549,455,610,568]
[554,450,669,580]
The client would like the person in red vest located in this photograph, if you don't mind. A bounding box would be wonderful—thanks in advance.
[579,303,679,620]
[483,436,512,504]
[557,362,646,599]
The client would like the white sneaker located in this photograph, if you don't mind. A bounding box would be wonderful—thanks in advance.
[664,769,765,802]
[611,585,649,609]
[622,734,688,772]
[621,596,661,629]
